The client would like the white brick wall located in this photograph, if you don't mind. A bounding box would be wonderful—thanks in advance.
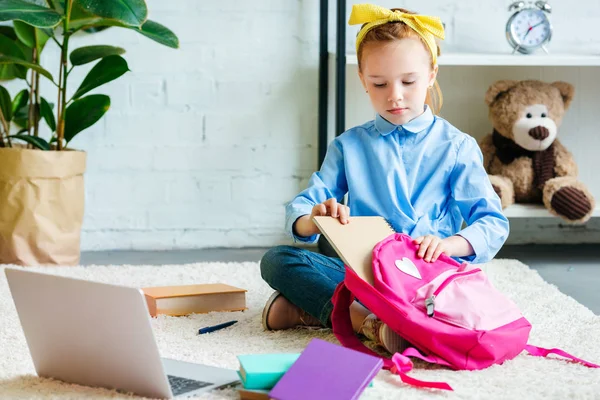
[4,0,599,250]
[66,0,318,250]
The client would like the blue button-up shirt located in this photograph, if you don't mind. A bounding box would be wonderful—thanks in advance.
[285,106,509,264]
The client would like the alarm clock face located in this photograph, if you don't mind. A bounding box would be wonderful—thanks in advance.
[506,9,552,53]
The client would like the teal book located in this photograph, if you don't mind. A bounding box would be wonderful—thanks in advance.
[237,353,301,390]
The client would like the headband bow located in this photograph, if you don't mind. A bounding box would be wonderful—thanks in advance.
[349,3,445,64]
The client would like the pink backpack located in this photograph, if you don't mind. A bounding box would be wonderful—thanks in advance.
[331,233,599,391]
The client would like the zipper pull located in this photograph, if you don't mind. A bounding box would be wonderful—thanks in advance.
[425,295,435,317]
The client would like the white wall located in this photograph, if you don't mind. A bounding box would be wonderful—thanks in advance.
[4,0,600,249]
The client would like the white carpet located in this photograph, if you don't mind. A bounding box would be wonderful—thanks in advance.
[0,259,599,400]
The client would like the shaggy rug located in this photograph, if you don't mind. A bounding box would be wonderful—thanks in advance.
[0,260,599,399]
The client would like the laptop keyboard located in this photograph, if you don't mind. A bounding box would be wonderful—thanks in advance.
[167,375,213,396]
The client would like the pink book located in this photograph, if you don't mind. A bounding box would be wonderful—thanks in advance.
[269,338,383,400]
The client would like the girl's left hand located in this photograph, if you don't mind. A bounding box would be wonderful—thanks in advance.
[413,235,451,262]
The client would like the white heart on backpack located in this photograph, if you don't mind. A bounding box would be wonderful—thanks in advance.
[395,257,422,279]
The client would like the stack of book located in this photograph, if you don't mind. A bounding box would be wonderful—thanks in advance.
[237,339,383,400]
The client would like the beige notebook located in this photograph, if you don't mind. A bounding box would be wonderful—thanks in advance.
[313,216,395,285]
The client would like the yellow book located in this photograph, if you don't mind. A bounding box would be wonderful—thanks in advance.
[313,216,395,285]
[142,283,247,317]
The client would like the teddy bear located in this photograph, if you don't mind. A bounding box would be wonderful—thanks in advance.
[479,79,595,224]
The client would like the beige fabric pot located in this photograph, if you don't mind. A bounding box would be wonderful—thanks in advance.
[0,146,87,266]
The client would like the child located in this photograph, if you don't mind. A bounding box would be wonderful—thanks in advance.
[260,4,509,353]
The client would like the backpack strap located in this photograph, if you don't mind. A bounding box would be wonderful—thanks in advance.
[331,281,453,391]
[525,344,599,368]
[402,347,453,368]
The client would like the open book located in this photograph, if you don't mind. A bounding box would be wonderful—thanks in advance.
[313,216,395,285]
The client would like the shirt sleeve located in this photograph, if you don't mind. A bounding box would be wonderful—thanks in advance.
[450,136,510,263]
[285,138,348,243]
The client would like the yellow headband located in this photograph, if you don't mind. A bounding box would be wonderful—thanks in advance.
[349,3,445,64]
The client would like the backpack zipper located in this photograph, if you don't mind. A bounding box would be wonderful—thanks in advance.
[424,268,482,317]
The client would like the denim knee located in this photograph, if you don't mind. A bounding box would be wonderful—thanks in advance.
[260,245,303,288]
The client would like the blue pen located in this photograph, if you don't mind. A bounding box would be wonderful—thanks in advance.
[198,320,238,334]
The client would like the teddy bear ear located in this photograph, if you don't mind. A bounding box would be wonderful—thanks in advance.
[551,81,575,109]
[485,80,518,106]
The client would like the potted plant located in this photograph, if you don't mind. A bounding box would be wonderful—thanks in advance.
[0,0,179,265]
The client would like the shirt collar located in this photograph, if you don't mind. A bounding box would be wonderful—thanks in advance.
[374,105,434,136]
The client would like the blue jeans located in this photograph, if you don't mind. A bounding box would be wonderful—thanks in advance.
[260,245,345,327]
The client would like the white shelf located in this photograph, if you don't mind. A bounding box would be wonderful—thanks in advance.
[503,204,600,218]
[338,52,600,67]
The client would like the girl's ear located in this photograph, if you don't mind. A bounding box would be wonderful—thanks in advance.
[429,64,439,87]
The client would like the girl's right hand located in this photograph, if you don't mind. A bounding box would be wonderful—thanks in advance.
[293,198,350,237]
[311,198,350,224]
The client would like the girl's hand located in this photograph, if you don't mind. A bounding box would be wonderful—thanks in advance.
[293,198,350,238]
[311,198,350,224]
[413,235,452,262]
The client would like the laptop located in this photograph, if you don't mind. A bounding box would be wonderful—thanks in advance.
[5,268,240,398]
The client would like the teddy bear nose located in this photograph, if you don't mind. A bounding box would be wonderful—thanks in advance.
[529,126,549,140]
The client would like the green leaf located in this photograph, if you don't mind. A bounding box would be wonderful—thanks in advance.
[70,45,125,66]
[72,54,128,99]
[132,19,179,49]
[14,39,33,62]
[0,26,18,40]
[67,5,178,50]
[12,103,29,128]
[68,15,179,50]
[13,20,35,47]
[39,27,53,36]
[11,89,29,115]
[40,96,55,131]
[0,34,28,80]
[12,101,41,129]
[0,30,28,58]
[44,0,64,13]
[36,28,51,54]
[0,55,54,81]
[64,94,110,143]
[75,0,147,28]
[23,0,52,6]
[8,133,50,150]
[68,1,101,31]
[83,25,110,33]
[0,0,62,28]
[13,20,50,54]
[0,85,13,121]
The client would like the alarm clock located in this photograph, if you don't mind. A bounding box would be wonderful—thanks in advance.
[506,1,552,54]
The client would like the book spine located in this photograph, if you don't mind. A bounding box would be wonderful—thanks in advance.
[244,372,284,390]
[144,294,157,317]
